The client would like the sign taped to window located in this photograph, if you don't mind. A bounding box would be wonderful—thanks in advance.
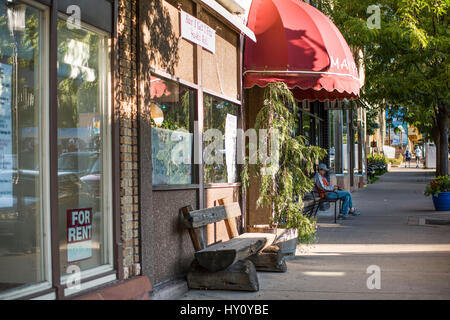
[67,208,93,262]
[0,63,13,209]
[180,10,215,53]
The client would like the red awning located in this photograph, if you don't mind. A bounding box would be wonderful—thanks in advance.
[244,0,360,101]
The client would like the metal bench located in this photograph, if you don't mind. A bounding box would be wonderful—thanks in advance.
[302,192,320,218]
[312,187,343,224]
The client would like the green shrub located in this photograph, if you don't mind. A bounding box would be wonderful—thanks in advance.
[388,154,403,165]
[367,154,387,165]
[424,175,450,196]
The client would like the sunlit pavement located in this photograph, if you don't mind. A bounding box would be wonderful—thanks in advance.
[181,167,450,300]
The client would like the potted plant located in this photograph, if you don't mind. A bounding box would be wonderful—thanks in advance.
[242,82,326,253]
[424,175,450,211]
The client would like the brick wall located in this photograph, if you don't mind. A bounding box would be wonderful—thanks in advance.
[118,0,140,279]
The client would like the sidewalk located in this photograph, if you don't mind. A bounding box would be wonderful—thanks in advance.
[180,167,450,300]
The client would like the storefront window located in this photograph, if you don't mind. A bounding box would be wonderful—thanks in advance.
[0,1,47,294]
[328,110,336,172]
[57,18,111,275]
[361,111,366,174]
[315,117,321,146]
[150,76,195,185]
[353,108,359,174]
[302,113,311,146]
[342,109,349,174]
[203,94,239,184]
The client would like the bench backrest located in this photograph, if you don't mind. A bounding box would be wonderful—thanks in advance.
[181,199,242,251]
[182,202,241,228]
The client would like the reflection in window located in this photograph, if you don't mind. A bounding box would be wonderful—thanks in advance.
[302,113,311,146]
[353,108,359,174]
[0,1,45,294]
[342,109,349,174]
[203,95,239,184]
[150,76,194,185]
[328,110,336,172]
[315,117,321,146]
[57,19,110,275]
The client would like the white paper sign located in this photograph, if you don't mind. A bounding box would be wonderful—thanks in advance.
[0,63,13,208]
[67,208,93,262]
[225,114,237,183]
[180,10,216,53]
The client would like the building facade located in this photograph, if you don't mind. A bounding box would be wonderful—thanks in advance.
[0,0,367,300]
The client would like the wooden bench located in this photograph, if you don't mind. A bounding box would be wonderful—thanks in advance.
[181,199,287,292]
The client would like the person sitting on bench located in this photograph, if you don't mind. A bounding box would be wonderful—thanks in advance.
[314,163,361,220]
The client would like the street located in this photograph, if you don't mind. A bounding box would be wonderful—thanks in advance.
[181,167,450,300]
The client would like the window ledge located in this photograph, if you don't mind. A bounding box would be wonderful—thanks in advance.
[152,184,200,191]
[204,183,241,188]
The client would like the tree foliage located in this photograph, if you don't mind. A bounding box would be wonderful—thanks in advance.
[322,0,449,173]
[241,83,326,243]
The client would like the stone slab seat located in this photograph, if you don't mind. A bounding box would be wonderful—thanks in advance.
[194,233,276,272]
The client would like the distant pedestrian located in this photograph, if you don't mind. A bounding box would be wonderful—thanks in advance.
[415,146,421,168]
[404,149,412,167]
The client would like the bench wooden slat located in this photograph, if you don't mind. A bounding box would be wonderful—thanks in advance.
[236,232,275,250]
[194,233,271,272]
[183,203,242,228]
[223,202,242,219]
[218,198,240,239]
[184,205,227,228]
[181,205,206,251]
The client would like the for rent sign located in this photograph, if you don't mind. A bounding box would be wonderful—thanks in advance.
[67,208,93,262]
[180,10,215,53]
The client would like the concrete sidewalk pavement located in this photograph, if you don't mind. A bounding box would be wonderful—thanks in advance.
[180,167,450,300]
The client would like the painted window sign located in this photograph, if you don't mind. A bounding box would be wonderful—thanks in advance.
[0,63,13,209]
[67,208,93,262]
[180,10,215,53]
[389,118,408,146]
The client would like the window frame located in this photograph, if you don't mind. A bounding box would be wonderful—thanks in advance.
[55,12,115,297]
[0,0,53,300]
[0,0,118,300]
[149,73,198,187]
[202,91,241,186]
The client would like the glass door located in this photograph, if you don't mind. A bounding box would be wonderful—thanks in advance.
[0,0,50,298]
[56,16,112,283]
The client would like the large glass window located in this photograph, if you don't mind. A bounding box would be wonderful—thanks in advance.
[57,18,111,275]
[302,113,311,146]
[328,110,336,172]
[360,109,366,174]
[342,109,349,174]
[314,116,321,146]
[353,107,359,174]
[203,94,239,184]
[0,1,47,295]
[150,76,195,185]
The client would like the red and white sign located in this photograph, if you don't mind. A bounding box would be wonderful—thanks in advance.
[67,208,93,262]
[180,10,215,53]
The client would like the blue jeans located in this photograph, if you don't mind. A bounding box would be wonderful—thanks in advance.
[324,190,353,215]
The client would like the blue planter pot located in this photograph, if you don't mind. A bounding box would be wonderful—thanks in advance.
[432,192,450,211]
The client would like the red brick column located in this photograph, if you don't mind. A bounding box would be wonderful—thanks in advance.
[118,0,140,279]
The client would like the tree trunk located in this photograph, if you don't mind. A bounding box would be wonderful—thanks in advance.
[437,105,449,176]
